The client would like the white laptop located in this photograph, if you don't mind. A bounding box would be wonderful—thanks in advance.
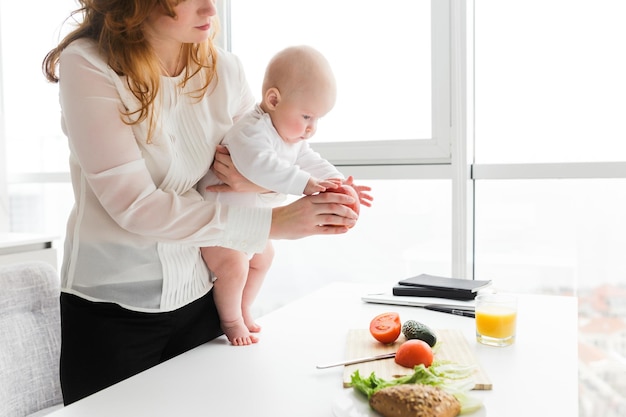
[361,292,475,310]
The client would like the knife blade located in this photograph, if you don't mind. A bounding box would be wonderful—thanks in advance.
[315,352,396,369]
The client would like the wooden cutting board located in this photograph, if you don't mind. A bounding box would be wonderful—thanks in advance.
[342,329,492,390]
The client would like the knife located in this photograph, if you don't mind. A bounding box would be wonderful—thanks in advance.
[424,304,475,318]
[315,352,396,369]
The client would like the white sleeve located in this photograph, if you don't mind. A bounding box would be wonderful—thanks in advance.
[226,127,311,195]
[294,141,344,180]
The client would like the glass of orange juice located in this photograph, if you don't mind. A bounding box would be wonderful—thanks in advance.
[475,293,517,347]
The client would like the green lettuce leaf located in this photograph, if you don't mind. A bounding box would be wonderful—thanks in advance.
[349,361,483,414]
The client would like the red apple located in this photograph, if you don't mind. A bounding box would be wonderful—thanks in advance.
[323,184,360,227]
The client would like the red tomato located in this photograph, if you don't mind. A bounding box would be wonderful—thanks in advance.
[369,312,402,344]
[394,339,434,368]
[323,184,360,216]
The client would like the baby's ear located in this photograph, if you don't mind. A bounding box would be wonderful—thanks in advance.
[264,87,281,110]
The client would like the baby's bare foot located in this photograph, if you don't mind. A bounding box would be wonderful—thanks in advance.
[222,318,259,346]
[243,309,261,333]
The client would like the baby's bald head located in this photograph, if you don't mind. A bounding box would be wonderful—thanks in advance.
[262,45,336,105]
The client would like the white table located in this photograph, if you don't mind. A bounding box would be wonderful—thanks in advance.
[48,282,578,416]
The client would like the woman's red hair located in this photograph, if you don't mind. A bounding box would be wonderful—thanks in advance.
[43,0,220,143]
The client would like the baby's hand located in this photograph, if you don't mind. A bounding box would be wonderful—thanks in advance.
[320,177,343,190]
[303,177,342,195]
[344,176,373,208]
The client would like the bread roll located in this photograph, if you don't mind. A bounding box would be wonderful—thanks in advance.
[369,384,460,417]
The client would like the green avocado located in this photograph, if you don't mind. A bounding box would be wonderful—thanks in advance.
[401,320,437,347]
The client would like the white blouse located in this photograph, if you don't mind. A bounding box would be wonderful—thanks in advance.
[58,39,270,312]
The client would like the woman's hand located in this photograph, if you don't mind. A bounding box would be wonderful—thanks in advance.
[206,145,267,193]
[270,192,359,239]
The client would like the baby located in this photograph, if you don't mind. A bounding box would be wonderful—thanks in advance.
[199,45,360,345]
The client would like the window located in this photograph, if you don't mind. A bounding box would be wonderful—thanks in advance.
[475,0,626,163]
[226,0,453,165]
[474,179,626,292]
[0,0,76,234]
[0,0,74,175]
[473,0,626,291]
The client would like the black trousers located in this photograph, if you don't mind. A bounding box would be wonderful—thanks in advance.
[59,290,223,405]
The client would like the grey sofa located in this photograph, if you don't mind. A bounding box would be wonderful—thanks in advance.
[0,262,63,416]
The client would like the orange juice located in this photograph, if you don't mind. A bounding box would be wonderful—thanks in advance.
[475,306,517,339]
[475,294,517,346]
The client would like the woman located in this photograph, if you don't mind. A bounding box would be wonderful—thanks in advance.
[43,0,363,404]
